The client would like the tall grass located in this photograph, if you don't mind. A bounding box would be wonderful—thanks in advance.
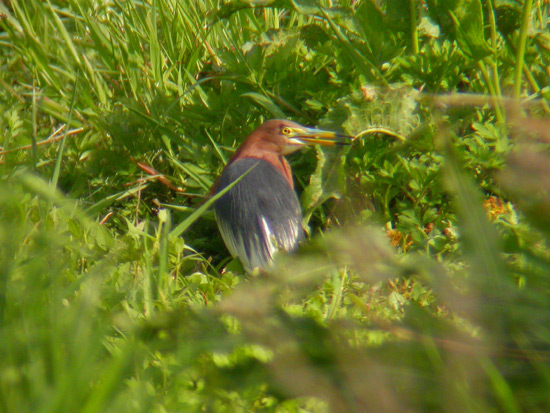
[1,0,550,411]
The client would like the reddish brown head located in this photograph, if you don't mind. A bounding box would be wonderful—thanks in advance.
[228,119,350,188]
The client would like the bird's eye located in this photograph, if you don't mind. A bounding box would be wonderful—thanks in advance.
[282,127,292,135]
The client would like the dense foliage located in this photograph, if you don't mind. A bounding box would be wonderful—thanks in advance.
[1,0,549,411]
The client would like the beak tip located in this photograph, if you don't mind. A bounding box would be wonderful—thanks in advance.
[296,126,355,146]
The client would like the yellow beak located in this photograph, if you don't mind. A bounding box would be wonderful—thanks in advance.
[292,126,353,146]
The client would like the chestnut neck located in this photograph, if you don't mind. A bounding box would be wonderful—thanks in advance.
[229,134,294,189]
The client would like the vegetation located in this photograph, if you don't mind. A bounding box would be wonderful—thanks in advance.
[1,0,549,411]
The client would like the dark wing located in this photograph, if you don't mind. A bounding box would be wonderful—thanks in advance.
[214,158,303,272]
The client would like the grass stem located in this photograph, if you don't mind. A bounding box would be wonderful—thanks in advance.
[513,0,534,100]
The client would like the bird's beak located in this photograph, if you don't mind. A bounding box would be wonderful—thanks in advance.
[291,126,353,147]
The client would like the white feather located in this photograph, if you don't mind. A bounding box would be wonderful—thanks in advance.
[216,213,300,273]
[259,216,278,258]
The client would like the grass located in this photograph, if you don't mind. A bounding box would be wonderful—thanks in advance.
[1,0,550,411]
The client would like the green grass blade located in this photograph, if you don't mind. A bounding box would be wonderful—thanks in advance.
[51,69,80,189]
[513,0,534,99]
[170,162,257,238]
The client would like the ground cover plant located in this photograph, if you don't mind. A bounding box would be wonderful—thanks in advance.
[1,0,550,411]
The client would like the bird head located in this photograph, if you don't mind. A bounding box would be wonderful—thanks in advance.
[252,119,352,155]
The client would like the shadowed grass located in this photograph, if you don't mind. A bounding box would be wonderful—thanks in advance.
[1,0,550,411]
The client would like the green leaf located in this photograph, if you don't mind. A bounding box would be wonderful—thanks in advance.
[452,0,492,59]
[322,85,421,138]
[301,146,346,231]
[429,0,491,60]
[241,92,286,119]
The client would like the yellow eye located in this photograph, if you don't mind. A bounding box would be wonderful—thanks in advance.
[282,127,292,135]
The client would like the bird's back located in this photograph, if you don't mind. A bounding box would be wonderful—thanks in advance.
[213,158,303,272]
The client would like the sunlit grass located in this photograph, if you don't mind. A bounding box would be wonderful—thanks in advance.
[1,0,550,411]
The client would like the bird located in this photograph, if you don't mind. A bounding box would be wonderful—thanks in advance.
[212,119,350,273]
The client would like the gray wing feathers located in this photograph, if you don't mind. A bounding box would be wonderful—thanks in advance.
[214,158,303,272]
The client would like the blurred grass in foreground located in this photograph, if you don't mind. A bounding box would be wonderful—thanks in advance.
[2,130,550,411]
[1,0,550,411]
